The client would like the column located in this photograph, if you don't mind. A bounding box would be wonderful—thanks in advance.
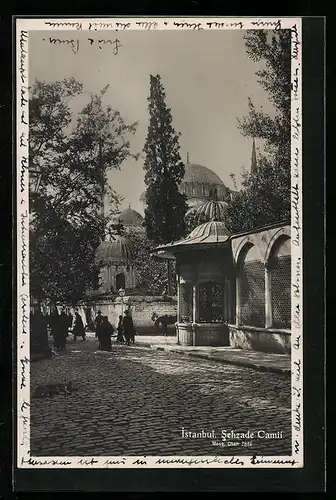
[225,276,230,323]
[265,263,272,328]
[235,264,240,326]
[192,284,197,324]
[176,273,180,323]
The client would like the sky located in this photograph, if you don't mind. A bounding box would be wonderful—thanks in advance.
[29,29,273,215]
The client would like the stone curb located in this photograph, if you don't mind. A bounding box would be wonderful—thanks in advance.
[138,343,291,376]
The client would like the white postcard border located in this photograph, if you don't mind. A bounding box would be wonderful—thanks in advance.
[16,16,303,469]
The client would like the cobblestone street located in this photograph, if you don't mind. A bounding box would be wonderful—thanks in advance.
[30,338,291,457]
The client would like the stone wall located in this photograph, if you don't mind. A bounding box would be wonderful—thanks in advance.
[193,323,230,347]
[91,295,177,334]
[177,323,230,347]
[228,325,291,354]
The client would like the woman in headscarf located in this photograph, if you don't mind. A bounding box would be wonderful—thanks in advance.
[73,311,86,341]
[98,316,114,352]
[122,310,135,346]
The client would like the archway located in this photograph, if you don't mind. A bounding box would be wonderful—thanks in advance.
[238,243,265,327]
[267,235,291,329]
[116,272,126,290]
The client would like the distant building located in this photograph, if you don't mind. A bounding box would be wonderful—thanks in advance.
[140,158,236,211]
[95,228,136,295]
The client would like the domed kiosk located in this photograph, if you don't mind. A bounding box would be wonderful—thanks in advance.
[186,198,228,225]
[95,230,136,294]
[154,217,234,347]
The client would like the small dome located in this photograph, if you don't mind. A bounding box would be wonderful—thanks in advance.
[117,207,144,227]
[186,220,230,243]
[182,163,224,186]
[186,199,227,223]
[95,234,134,265]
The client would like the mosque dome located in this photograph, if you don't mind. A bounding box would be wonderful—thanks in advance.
[117,207,144,227]
[182,163,224,186]
[140,162,230,209]
[186,199,228,224]
[95,234,134,265]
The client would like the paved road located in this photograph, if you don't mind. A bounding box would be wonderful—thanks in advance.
[30,338,292,457]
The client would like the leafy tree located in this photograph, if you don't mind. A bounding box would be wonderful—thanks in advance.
[143,74,188,244]
[227,30,291,233]
[125,228,176,296]
[29,78,138,304]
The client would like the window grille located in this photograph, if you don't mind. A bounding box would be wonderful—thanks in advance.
[199,282,225,323]
[270,256,291,329]
[239,260,265,327]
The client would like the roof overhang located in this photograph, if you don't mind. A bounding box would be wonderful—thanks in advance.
[152,240,230,260]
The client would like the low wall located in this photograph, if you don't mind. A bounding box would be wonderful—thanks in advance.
[177,323,230,347]
[228,325,291,354]
[91,295,177,334]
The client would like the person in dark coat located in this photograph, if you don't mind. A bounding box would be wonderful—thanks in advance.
[98,316,113,351]
[73,311,86,341]
[30,310,49,354]
[94,310,103,339]
[116,315,125,343]
[123,310,135,346]
[57,309,69,351]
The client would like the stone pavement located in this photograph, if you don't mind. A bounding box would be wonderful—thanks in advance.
[133,335,291,375]
[30,336,292,457]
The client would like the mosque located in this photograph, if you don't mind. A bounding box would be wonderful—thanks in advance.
[139,155,236,211]
[94,157,235,296]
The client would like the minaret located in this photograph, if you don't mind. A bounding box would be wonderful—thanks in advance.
[98,136,106,241]
[251,138,257,174]
[99,137,105,218]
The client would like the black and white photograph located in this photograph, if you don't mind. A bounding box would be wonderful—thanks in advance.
[16,17,303,469]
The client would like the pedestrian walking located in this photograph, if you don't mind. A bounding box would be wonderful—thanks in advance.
[98,316,114,351]
[94,310,103,339]
[73,311,86,341]
[123,310,135,346]
[116,315,125,343]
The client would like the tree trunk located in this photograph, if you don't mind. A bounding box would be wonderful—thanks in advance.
[167,259,172,296]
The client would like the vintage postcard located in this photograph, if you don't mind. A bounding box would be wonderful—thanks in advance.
[15,17,303,471]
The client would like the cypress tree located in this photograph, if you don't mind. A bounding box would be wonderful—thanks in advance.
[143,74,188,245]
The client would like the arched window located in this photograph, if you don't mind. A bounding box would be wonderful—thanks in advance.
[199,282,225,323]
[268,236,291,329]
[239,244,265,327]
[116,272,125,290]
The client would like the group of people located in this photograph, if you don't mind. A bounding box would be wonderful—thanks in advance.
[94,309,136,351]
[33,307,136,353]
[48,309,86,351]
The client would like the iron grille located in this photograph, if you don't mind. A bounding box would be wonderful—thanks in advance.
[199,283,225,323]
[240,260,265,327]
[271,256,291,329]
